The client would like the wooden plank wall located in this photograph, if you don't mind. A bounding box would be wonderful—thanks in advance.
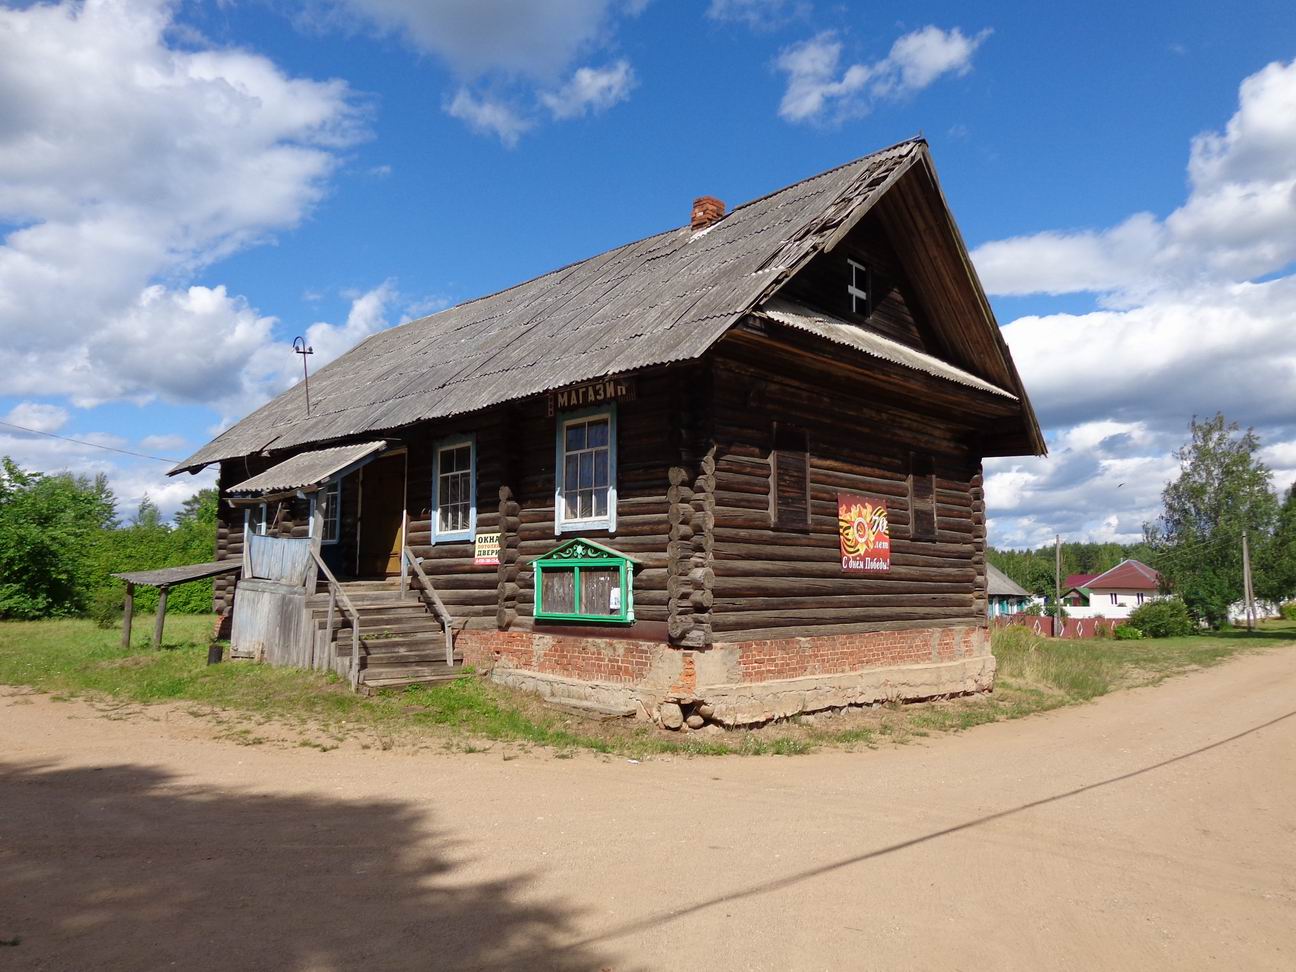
[708,338,988,643]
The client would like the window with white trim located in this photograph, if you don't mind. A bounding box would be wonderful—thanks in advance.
[254,503,268,536]
[432,437,476,542]
[320,479,341,544]
[1110,592,1119,605]
[556,409,616,533]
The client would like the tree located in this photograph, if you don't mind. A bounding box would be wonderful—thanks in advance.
[1145,415,1278,627]
[0,458,116,619]
[1257,483,1296,604]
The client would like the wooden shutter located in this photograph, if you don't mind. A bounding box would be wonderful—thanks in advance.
[771,425,810,529]
[909,453,936,540]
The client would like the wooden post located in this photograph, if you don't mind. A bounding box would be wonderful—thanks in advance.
[1054,534,1061,638]
[153,585,169,651]
[1242,530,1255,633]
[121,582,135,649]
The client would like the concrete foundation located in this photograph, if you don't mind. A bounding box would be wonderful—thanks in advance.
[461,623,996,727]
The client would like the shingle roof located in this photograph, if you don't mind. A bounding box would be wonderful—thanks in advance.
[1063,573,1098,591]
[1087,559,1161,591]
[172,137,1041,473]
[226,440,387,495]
[987,563,1029,598]
[172,142,924,472]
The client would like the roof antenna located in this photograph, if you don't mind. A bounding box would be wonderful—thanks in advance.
[293,336,314,417]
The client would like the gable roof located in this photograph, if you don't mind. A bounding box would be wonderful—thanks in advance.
[987,563,1029,598]
[172,139,1043,474]
[1086,559,1161,591]
[1063,573,1097,592]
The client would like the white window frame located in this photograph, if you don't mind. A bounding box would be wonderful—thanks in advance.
[255,502,269,536]
[319,479,342,545]
[431,435,476,544]
[1110,592,1119,605]
[554,405,617,535]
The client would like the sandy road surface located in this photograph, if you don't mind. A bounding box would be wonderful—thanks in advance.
[2,649,1294,972]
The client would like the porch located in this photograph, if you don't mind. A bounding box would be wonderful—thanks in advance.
[224,442,464,691]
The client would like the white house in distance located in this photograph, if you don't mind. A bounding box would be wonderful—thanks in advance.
[1063,559,1162,619]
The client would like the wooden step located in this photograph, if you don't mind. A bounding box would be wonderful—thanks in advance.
[360,631,452,649]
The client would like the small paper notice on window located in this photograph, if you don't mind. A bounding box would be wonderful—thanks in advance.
[608,587,621,611]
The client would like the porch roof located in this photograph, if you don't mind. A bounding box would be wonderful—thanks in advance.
[226,440,387,496]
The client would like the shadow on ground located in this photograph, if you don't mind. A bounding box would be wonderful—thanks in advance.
[0,760,622,971]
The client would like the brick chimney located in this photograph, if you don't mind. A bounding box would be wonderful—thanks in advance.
[691,195,725,230]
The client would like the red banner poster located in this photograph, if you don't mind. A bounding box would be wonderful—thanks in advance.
[838,492,890,572]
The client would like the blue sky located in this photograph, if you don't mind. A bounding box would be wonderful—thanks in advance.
[2,0,1294,547]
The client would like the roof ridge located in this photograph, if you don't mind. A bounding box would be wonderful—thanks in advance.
[381,138,926,338]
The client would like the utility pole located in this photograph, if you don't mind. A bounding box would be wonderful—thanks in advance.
[1242,530,1255,633]
[1054,533,1062,638]
[293,336,314,417]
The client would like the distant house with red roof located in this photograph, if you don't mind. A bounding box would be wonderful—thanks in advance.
[1062,560,1163,618]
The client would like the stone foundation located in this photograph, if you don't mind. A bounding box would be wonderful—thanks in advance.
[458,624,994,727]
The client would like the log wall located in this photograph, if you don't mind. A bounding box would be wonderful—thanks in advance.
[708,335,989,642]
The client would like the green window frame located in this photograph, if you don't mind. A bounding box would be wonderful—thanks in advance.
[533,539,635,625]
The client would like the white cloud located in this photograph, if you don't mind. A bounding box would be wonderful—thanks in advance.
[324,0,617,80]
[0,422,215,521]
[707,0,807,30]
[445,88,535,147]
[320,0,637,142]
[974,59,1296,300]
[3,402,69,433]
[139,434,188,454]
[0,0,361,413]
[980,59,1296,547]
[541,60,636,119]
[776,26,990,124]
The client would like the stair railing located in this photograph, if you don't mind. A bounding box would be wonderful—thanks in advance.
[310,549,363,688]
[402,547,457,667]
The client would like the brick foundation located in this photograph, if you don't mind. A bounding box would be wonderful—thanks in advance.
[459,624,994,727]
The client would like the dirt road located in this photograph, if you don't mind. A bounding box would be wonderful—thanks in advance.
[3,649,1294,971]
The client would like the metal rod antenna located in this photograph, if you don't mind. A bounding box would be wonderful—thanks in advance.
[293,336,315,417]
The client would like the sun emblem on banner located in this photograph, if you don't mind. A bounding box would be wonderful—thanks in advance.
[839,500,887,555]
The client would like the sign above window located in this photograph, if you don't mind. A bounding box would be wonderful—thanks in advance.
[546,377,636,417]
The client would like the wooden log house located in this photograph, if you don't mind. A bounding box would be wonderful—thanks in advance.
[170,139,1044,725]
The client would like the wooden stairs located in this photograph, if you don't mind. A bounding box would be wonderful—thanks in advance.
[309,579,463,692]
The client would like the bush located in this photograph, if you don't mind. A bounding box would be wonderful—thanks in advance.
[1114,624,1144,640]
[87,586,124,629]
[1126,597,1196,638]
[1281,602,1296,621]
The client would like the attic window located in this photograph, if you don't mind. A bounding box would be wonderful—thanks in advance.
[847,259,872,317]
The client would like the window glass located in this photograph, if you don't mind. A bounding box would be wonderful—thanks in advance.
[580,568,620,616]
[436,442,474,536]
[541,567,576,615]
[321,480,341,544]
[560,415,611,526]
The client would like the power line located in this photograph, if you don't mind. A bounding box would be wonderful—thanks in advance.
[0,419,179,464]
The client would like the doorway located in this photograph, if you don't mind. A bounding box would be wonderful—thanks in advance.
[357,452,406,577]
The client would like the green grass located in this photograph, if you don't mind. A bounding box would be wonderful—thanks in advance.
[0,615,1292,757]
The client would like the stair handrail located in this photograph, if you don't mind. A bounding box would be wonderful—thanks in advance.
[403,547,456,667]
[310,549,362,688]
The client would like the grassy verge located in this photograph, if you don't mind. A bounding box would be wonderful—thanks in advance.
[1,615,1292,757]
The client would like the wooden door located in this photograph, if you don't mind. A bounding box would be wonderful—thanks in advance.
[358,454,405,577]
